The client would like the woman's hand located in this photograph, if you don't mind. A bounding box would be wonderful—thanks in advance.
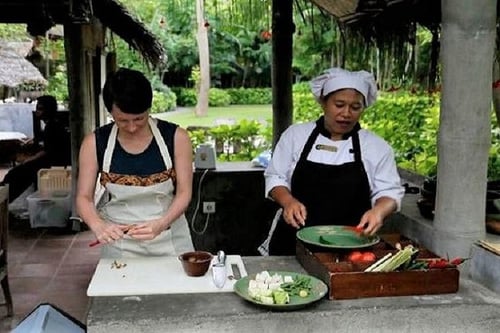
[282,198,307,229]
[92,222,129,245]
[127,218,169,240]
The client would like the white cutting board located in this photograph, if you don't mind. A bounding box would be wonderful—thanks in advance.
[87,255,247,297]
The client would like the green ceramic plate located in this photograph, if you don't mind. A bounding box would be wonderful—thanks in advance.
[296,225,380,249]
[233,271,328,311]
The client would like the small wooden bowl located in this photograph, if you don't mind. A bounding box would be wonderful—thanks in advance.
[178,251,213,277]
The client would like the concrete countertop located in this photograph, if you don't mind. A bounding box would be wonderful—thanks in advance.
[87,256,500,333]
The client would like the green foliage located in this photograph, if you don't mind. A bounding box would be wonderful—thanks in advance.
[0,24,28,40]
[208,88,231,107]
[206,119,267,161]
[172,88,197,107]
[151,90,177,113]
[488,126,500,180]
[190,65,201,89]
[361,92,439,176]
[230,119,267,160]
[45,65,69,103]
[172,87,238,107]
[293,83,322,122]
[187,129,209,152]
[115,38,150,73]
[226,88,272,104]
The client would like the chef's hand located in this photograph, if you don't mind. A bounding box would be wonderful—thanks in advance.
[357,197,398,236]
[357,209,384,236]
[126,218,167,240]
[282,198,307,229]
[92,222,129,245]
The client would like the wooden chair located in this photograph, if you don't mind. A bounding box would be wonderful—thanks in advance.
[0,185,13,316]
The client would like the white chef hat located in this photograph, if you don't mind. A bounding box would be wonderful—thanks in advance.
[310,68,378,107]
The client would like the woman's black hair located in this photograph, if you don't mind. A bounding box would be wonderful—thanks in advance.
[36,95,58,118]
[102,68,153,114]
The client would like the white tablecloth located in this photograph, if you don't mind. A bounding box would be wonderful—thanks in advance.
[0,131,27,141]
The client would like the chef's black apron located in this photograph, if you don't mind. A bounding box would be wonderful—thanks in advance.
[268,119,372,255]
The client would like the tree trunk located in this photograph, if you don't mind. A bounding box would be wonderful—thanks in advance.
[434,0,496,262]
[195,0,210,117]
[428,26,440,91]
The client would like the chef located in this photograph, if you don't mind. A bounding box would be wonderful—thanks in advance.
[262,67,404,255]
[76,68,194,258]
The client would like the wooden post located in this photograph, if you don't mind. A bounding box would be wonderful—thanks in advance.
[271,0,294,148]
[64,19,102,222]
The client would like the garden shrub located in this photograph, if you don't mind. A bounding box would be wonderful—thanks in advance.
[361,91,440,176]
[151,90,177,114]
[208,88,231,107]
[226,88,272,104]
[172,87,197,107]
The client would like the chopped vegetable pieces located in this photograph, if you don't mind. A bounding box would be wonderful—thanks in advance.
[247,271,313,305]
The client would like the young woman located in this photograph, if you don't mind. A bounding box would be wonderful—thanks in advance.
[76,68,194,258]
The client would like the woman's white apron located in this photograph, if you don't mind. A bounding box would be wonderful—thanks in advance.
[98,118,193,258]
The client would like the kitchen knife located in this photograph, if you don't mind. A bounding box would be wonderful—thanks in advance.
[212,250,227,289]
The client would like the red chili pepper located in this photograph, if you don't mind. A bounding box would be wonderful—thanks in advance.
[428,259,449,269]
[343,226,364,234]
[450,257,469,266]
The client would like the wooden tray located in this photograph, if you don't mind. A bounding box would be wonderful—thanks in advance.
[296,234,459,300]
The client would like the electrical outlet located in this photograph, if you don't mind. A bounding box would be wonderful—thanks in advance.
[203,201,216,214]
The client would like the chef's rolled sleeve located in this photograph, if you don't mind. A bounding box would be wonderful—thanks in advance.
[367,144,405,211]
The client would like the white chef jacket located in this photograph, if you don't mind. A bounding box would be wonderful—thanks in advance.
[264,121,405,210]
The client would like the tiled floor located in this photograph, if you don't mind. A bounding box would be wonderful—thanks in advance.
[0,217,100,332]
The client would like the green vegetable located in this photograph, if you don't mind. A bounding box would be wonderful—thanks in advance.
[259,295,274,305]
[281,276,312,296]
[298,289,309,297]
[272,290,290,304]
[372,245,419,272]
[364,253,393,272]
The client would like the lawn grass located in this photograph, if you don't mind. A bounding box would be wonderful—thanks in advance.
[154,104,272,128]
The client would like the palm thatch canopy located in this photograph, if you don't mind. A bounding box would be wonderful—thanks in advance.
[0,0,165,68]
[0,45,47,88]
[311,0,440,26]
[94,0,165,68]
[310,0,441,45]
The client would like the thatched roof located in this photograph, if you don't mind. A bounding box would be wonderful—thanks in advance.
[94,0,165,68]
[310,0,440,27]
[307,0,442,57]
[0,0,165,68]
[0,45,47,88]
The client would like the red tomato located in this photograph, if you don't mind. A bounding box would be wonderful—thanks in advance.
[361,252,376,262]
[347,251,363,262]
